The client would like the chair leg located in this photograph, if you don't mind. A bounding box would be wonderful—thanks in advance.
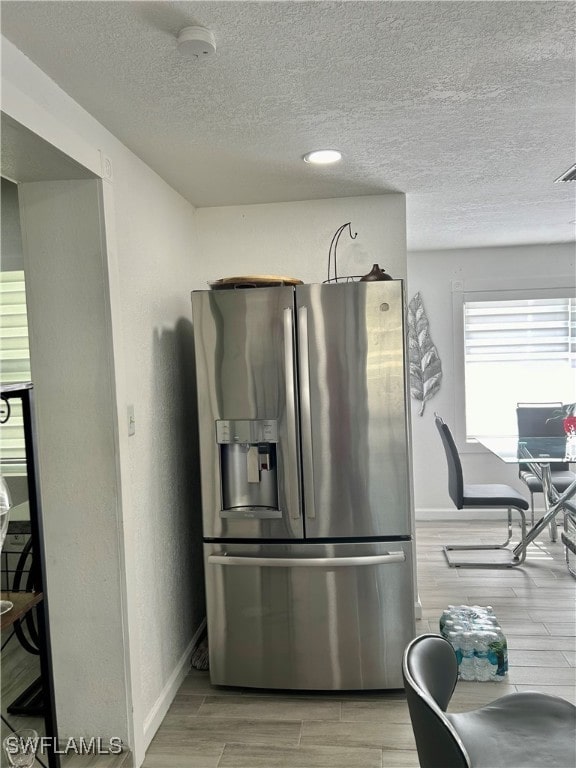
[535,490,558,542]
[549,516,558,542]
[507,508,513,545]
[443,507,527,568]
[562,509,576,578]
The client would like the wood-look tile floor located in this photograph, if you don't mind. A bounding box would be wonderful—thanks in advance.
[0,640,130,767]
[142,521,576,768]
[2,522,573,767]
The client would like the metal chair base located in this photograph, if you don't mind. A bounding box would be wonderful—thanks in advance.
[442,506,527,568]
[443,544,525,568]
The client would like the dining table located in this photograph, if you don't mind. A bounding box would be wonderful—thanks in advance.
[473,434,576,574]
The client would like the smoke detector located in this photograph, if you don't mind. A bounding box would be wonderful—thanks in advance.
[177,26,216,58]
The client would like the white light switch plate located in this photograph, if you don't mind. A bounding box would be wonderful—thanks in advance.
[127,405,135,436]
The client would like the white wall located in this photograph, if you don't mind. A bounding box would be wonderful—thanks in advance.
[109,152,205,748]
[1,178,23,270]
[407,242,576,516]
[2,37,204,764]
[3,31,409,760]
[10,22,573,759]
[19,179,130,742]
[195,195,406,285]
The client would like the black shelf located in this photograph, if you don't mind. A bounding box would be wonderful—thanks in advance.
[1,383,60,768]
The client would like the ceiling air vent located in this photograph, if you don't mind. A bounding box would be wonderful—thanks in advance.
[554,163,576,182]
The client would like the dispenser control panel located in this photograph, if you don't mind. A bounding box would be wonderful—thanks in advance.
[216,419,278,444]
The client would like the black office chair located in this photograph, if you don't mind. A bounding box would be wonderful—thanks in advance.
[435,415,529,567]
[516,402,575,525]
[402,633,576,768]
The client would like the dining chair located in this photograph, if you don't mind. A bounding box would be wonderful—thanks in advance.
[434,415,529,567]
[402,633,576,768]
[516,402,575,525]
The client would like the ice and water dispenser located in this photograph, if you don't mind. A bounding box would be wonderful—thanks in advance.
[216,419,280,516]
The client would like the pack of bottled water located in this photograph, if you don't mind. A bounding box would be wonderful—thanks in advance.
[439,604,508,682]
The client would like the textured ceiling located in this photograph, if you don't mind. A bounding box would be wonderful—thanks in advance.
[1,1,575,250]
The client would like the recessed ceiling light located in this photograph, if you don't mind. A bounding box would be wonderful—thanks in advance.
[303,149,342,165]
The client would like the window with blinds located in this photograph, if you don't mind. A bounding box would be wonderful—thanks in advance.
[463,296,576,438]
[0,270,30,473]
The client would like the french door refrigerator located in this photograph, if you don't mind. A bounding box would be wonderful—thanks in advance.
[191,280,415,689]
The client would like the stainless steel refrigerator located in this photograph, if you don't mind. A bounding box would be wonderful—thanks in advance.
[191,280,415,690]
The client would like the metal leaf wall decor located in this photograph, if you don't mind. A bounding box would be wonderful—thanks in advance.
[408,292,442,416]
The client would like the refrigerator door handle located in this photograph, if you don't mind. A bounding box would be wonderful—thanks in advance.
[297,305,316,519]
[220,508,283,519]
[283,307,301,519]
[208,552,406,567]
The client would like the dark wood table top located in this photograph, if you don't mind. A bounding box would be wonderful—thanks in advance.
[1,591,43,631]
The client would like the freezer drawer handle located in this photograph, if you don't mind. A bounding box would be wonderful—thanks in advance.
[220,508,283,519]
[208,552,406,567]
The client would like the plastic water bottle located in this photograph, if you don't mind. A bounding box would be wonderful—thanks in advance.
[439,606,455,634]
[473,632,494,681]
[479,631,500,681]
[484,607,499,625]
[459,632,476,681]
[495,626,509,679]
[487,626,508,681]
[439,604,508,682]
[441,618,459,638]
[446,630,463,667]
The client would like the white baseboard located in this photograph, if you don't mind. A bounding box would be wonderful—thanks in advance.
[142,618,207,751]
[415,508,538,521]
[414,597,423,620]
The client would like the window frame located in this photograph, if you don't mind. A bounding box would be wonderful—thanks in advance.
[0,269,30,475]
[451,275,576,453]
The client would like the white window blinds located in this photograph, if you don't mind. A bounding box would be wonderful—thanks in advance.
[463,296,576,438]
[465,297,575,365]
[0,271,30,471]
